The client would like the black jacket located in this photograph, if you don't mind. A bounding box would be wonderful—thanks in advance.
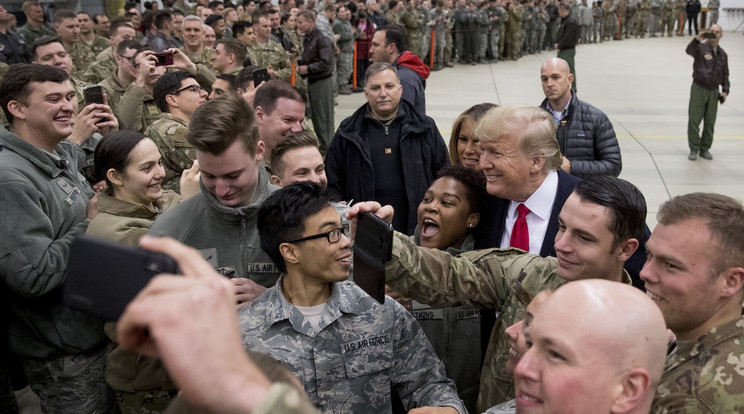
[325,100,449,234]
[556,13,579,50]
[301,27,334,82]
[686,38,729,93]
[539,93,622,178]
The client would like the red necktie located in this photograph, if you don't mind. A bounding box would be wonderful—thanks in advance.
[510,204,530,251]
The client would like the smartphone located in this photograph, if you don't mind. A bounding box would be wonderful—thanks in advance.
[63,236,178,321]
[353,212,393,303]
[703,32,717,39]
[84,85,105,106]
[154,51,174,66]
[253,67,270,87]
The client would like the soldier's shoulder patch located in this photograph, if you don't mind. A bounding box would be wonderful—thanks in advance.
[172,126,189,143]
[704,53,713,61]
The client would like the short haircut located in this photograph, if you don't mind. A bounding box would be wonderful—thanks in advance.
[216,73,238,92]
[110,18,134,37]
[172,9,186,17]
[0,64,70,124]
[232,20,253,37]
[53,9,77,24]
[473,105,562,173]
[657,193,744,280]
[364,61,398,84]
[187,95,260,156]
[235,65,260,90]
[205,14,224,27]
[257,181,333,273]
[280,14,292,24]
[574,176,647,245]
[94,130,148,186]
[270,130,320,177]
[22,1,41,14]
[253,79,304,113]
[436,164,487,215]
[93,14,108,24]
[379,24,408,52]
[448,103,498,165]
[142,11,155,30]
[324,4,335,12]
[30,36,63,61]
[154,10,173,30]
[77,11,92,19]
[209,0,224,9]
[153,71,195,112]
[298,10,316,21]
[182,15,203,28]
[217,39,247,64]
[117,39,143,56]
[559,3,570,11]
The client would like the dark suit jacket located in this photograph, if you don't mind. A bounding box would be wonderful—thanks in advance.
[474,170,581,256]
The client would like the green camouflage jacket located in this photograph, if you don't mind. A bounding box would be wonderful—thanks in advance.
[99,73,129,113]
[179,46,217,75]
[85,47,117,85]
[247,40,292,82]
[68,41,96,83]
[117,83,161,133]
[144,113,196,193]
[83,35,111,57]
[385,232,564,412]
[652,314,744,413]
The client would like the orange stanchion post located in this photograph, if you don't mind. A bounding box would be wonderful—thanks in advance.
[679,12,684,35]
[353,41,358,89]
[290,61,296,86]
[429,30,435,68]
[617,15,622,38]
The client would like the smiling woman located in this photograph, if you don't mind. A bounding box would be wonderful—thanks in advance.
[85,130,181,413]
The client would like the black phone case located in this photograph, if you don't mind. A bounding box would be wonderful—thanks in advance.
[353,212,393,303]
[84,85,104,106]
[63,236,178,321]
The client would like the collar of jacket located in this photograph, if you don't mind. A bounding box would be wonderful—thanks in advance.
[97,188,181,219]
[199,162,277,222]
[539,91,580,120]
[664,313,744,372]
[262,276,361,332]
[336,99,430,145]
[0,126,69,178]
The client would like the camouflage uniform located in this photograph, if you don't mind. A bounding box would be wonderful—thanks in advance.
[521,5,534,54]
[239,277,467,414]
[476,7,490,62]
[674,0,686,35]
[536,6,549,50]
[651,315,744,413]
[506,3,523,60]
[402,4,427,61]
[83,35,111,58]
[385,9,402,25]
[662,0,676,37]
[624,1,636,38]
[165,382,321,414]
[444,7,455,66]
[179,46,217,75]
[615,0,627,39]
[144,113,196,193]
[602,0,616,40]
[637,0,650,38]
[487,3,505,62]
[247,41,292,82]
[484,399,516,413]
[99,73,129,114]
[85,47,117,85]
[117,84,161,133]
[385,232,564,411]
[332,19,354,92]
[428,7,448,68]
[593,3,605,42]
[386,232,634,411]
[17,22,56,45]
[68,42,96,83]
[171,1,195,15]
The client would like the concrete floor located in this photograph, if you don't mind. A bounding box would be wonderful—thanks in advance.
[334,32,744,229]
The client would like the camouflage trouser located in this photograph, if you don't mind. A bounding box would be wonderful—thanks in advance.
[445,31,453,64]
[507,29,521,59]
[708,9,718,25]
[116,389,178,414]
[593,19,602,42]
[536,27,546,50]
[661,15,675,36]
[455,31,464,60]
[409,34,424,61]
[422,29,431,62]
[336,51,353,88]
[498,27,506,57]
[22,348,119,414]
[432,29,446,66]
[479,32,488,60]
[489,29,500,61]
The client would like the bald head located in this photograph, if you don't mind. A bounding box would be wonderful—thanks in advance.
[540,57,574,109]
[707,24,722,48]
[514,280,667,414]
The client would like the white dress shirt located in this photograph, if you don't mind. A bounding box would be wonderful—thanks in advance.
[499,170,559,254]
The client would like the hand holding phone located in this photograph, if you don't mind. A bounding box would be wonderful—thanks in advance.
[64,237,179,320]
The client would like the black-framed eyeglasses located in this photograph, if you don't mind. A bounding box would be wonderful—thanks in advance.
[171,84,203,95]
[118,54,135,64]
[285,223,350,244]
